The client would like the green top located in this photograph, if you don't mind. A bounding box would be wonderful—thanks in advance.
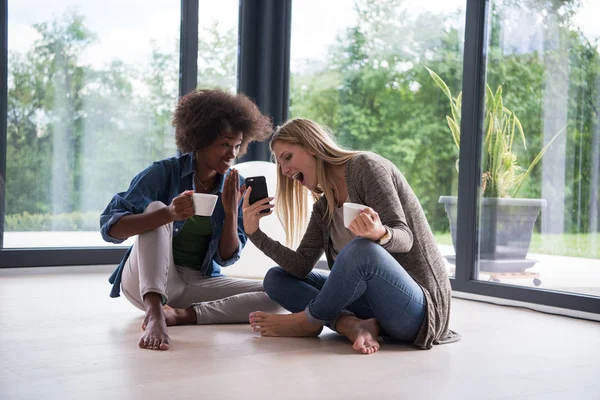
[172,216,213,268]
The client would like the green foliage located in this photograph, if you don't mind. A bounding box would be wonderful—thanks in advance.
[288,0,598,234]
[197,21,237,91]
[5,10,236,233]
[427,67,565,198]
[6,1,599,237]
[528,232,600,259]
[6,211,99,231]
[435,231,600,259]
[290,1,465,232]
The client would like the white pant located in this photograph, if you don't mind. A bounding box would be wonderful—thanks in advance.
[120,201,282,324]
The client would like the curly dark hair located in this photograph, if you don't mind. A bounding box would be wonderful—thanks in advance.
[173,88,273,155]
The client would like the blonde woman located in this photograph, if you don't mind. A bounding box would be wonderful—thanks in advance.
[243,118,459,354]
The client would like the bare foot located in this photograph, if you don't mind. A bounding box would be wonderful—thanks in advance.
[139,306,170,351]
[249,311,323,337]
[336,316,381,355]
[142,305,196,330]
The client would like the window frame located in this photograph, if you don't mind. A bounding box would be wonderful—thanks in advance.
[451,0,599,314]
[0,0,291,267]
[1,0,599,317]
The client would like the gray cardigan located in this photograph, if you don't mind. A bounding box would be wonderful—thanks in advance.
[248,152,459,349]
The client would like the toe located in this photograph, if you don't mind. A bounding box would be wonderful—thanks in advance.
[261,329,277,337]
[159,340,170,350]
[249,315,264,323]
[141,315,149,331]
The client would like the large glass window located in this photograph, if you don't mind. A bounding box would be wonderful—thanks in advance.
[472,0,600,296]
[5,1,180,248]
[290,0,466,277]
[197,0,239,92]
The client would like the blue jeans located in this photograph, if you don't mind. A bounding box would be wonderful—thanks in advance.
[263,238,427,341]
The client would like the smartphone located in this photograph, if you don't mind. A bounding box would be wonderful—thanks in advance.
[246,176,270,213]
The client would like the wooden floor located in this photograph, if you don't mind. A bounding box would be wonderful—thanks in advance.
[1,265,599,400]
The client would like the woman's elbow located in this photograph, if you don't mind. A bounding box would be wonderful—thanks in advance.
[107,224,128,241]
[396,230,413,253]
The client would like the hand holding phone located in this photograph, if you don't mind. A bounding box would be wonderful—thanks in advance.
[242,176,274,235]
[246,176,270,213]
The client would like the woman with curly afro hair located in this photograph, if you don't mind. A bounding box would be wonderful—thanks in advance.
[100,88,282,351]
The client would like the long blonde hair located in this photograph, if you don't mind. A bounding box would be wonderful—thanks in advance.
[270,118,360,248]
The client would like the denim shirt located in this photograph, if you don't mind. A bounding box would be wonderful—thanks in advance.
[100,152,246,298]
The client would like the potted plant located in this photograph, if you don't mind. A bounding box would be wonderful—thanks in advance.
[427,67,563,273]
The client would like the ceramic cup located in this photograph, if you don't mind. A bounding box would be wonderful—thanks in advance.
[343,202,365,228]
[192,193,218,216]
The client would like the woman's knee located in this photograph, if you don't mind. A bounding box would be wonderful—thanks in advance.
[345,237,380,253]
[138,201,172,239]
[263,266,288,295]
[144,201,167,213]
[336,238,383,267]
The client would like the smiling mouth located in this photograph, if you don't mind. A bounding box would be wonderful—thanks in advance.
[292,172,304,183]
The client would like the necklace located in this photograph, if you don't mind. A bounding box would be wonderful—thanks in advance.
[195,175,213,192]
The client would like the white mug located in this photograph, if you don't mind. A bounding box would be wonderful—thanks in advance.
[192,193,218,216]
[343,202,365,228]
